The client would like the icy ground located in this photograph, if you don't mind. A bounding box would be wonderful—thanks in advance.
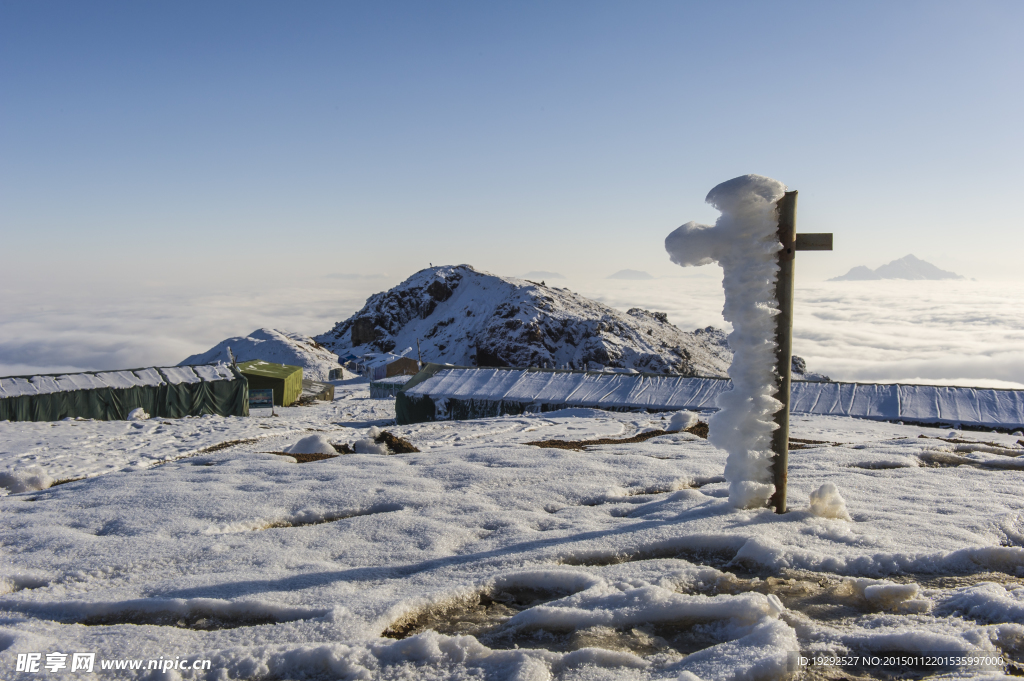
[2,383,1024,680]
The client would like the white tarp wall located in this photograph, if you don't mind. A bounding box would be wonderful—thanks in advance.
[404,368,1024,429]
[405,369,730,412]
[0,364,235,398]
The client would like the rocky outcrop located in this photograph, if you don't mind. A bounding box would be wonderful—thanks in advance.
[316,265,733,377]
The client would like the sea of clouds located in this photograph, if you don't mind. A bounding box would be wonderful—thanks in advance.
[0,278,382,377]
[2,273,1022,389]
[572,275,1024,390]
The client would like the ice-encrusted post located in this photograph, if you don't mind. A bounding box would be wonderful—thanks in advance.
[665,175,787,511]
[770,191,797,514]
[665,176,831,513]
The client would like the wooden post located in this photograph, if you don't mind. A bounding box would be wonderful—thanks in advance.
[770,191,797,514]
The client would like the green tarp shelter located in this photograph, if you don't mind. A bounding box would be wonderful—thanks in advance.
[237,360,302,407]
[0,364,249,422]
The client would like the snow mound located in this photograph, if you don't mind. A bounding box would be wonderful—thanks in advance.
[127,408,149,421]
[316,265,732,377]
[665,174,786,509]
[808,482,852,521]
[180,328,341,381]
[0,466,54,494]
[283,435,337,456]
[668,410,699,432]
[354,427,389,455]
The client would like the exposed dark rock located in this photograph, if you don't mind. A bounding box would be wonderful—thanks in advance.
[374,431,420,454]
[351,318,381,346]
[426,279,455,302]
[476,344,510,368]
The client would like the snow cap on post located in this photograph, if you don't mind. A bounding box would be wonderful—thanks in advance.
[665,175,787,268]
[665,174,787,510]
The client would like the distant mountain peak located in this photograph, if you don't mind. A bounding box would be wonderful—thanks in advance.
[607,269,654,280]
[830,254,963,281]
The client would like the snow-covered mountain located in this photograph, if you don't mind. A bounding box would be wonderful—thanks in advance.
[830,254,964,281]
[315,265,733,376]
[180,328,342,381]
[180,268,829,381]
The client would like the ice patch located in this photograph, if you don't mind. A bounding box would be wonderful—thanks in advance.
[665,174,787,508]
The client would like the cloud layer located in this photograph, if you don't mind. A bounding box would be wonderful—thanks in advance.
[2,274,1021,390]
[0,278,381,376]
[570,277,1024,389]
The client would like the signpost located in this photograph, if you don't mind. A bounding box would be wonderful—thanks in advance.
[770,191,833,514]
[249,388,276,417]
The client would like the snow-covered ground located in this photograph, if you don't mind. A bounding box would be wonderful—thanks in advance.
[2,385,1024,679]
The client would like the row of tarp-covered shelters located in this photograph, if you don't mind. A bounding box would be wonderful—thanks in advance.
[0,363,248,422]
[395,365,1024,430]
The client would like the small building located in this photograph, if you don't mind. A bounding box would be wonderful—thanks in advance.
[369,375,413,399]
[237,360,303,407]
[0,363,248,422]
[352,352,420,381]
[300,378,335,402]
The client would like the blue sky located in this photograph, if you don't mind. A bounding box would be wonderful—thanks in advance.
[2,1,1021,285]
